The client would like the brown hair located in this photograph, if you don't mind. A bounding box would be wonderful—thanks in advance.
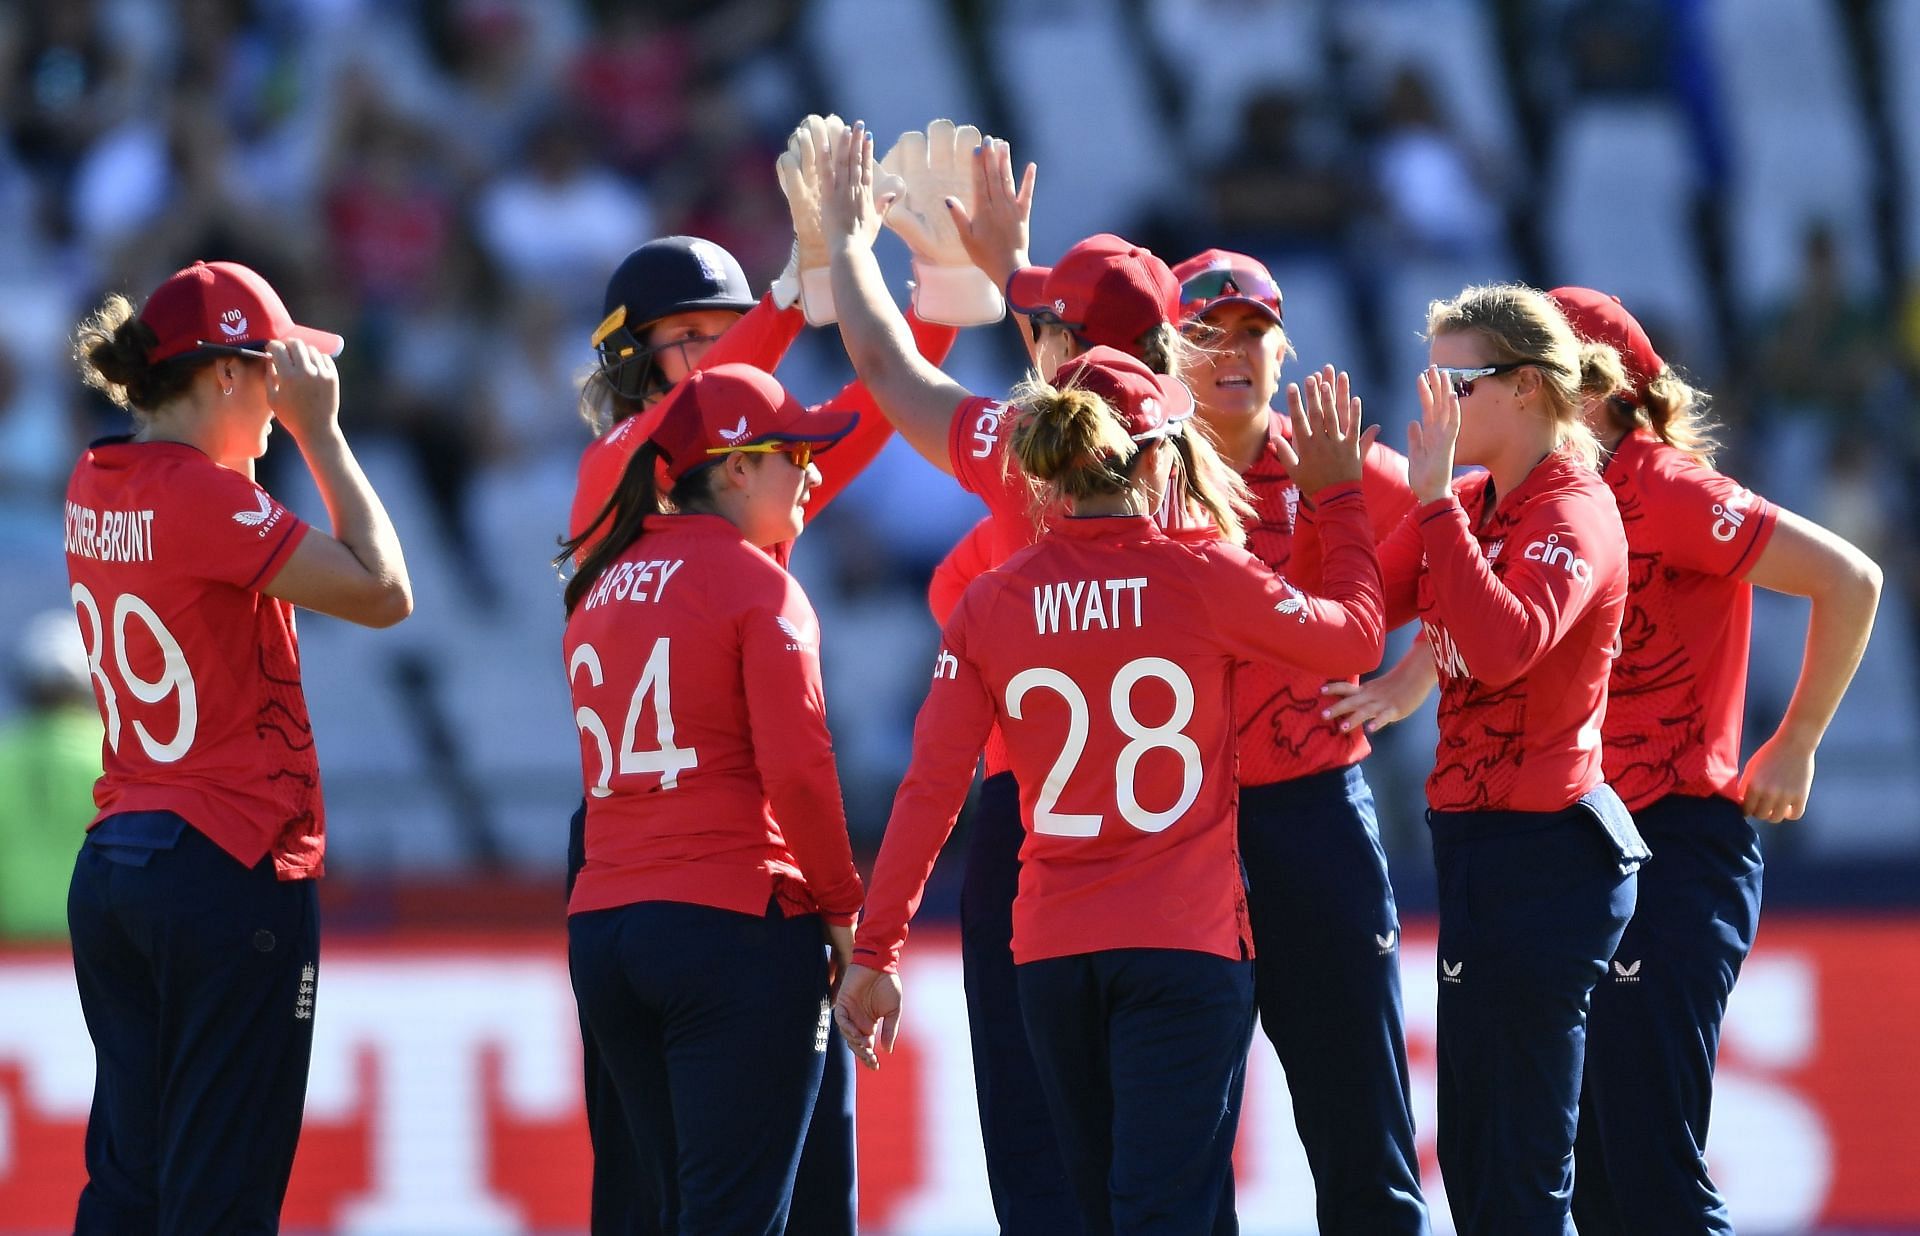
[1426,283,1603,469]
[1574,343,1719,464]
[1006,373,1252,543]
[71,293,221,419]
[557,443,720,613]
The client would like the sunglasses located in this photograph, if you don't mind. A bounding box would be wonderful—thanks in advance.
[1025,309,1086,333]
[705,441,816,470]
[1179,267,1282,318]
[1436,362,1530,398]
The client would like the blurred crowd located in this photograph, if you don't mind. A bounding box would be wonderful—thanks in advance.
[0,0,1916,919]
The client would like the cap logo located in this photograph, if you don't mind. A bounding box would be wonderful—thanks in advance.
[689,239,727,283]
[218,308,249,339]
[1140,396,1159,419]
[1052,298,1067,314]
[718,416,750,442]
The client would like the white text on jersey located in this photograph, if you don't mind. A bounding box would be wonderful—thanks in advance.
[65,502,156,564]
[1033,577,1148,636]
[582,559,685,612]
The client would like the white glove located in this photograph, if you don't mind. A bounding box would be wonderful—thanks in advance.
[879,119,1006,327]
[774,113,848,325]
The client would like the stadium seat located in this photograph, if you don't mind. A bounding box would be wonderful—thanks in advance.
[1545,101,1716,361]
[804,0,985,154]
[1144,0,1327,163]
[1334,0,1521,157]
[1882,0,1920,269]
[988,0,1182,261]
[1708,0,1877,314]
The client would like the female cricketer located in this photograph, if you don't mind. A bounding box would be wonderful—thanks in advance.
[1173,248,1430,1235]
[1380,283,1641,1235]
[559,363,866,1234]
[836,345,1385,1233]
[564,229,954,1234]
[818,120,1245,1232]
[1547,287,1881,1235]
[64,260,411,1230]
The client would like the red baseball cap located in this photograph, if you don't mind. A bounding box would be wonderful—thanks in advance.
[649,364,857,481]
[1547,286,1665,399]
[1007,234,1181,353]
[1049,345,1194,442]
[141,261,344,364]
[1172,249,1284,326]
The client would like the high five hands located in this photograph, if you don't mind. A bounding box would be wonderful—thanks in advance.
[1408,366,1463,503]
[1279,366,1378,497]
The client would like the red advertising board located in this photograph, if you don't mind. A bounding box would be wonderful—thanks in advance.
[2,917,1917,1233]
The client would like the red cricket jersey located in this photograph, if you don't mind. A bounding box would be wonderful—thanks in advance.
[563,514,864,924]
[1600,429,1777,810]
[568,298,957,560]
[1237,417,1415,786]
[856,485,1384,970]
[64,440,320,877]
[1378,449,1628,813]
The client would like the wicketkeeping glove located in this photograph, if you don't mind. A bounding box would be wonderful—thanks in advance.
[773,113,848,325]
[879,119,1006,327]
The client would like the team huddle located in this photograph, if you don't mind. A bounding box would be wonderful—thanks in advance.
[57,110,1880,1236]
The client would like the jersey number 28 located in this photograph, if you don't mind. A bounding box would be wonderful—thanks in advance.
[1006,656,1201,836]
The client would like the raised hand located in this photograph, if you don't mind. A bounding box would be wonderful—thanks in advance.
[877,119,1006,326]
[265,339,341,440]
[1408,366,1462,503]
[1281,365,1375,496]
[819,121,888,252]
[833,963,903,1071]
[947,137,1035,290]
[773,113,849,324]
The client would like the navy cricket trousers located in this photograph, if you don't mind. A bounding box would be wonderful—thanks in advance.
[67,812,319,1235]
[568,898,833,1236]
[1429,795,1638,1236]
[1237,766,1430,1236]
[958,771,1083,1234]
[565,804,857,1236]
[1572,793,1761,1235]
[1017,948,1254,1236]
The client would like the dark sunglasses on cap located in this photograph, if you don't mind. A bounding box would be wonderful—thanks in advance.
[1436,361,1530,398]
[1179,267,1282,319]
[704,441,816,470]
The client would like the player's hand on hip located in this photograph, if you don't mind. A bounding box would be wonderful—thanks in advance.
[833,963,902,1070]
[265,339,340,439]
[1738,730,1816,823]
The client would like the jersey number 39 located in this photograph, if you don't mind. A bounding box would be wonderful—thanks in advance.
[71,582,198,763]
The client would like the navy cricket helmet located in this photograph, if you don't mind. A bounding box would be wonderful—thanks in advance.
[592,236,757,402]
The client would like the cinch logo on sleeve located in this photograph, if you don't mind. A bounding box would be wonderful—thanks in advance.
[932,648,958,680]
[969,402,1010,459]
[1522,532,1591,584]
[1711,490,1755,542]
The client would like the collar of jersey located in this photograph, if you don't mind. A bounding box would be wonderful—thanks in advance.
[1048,513,1162,541]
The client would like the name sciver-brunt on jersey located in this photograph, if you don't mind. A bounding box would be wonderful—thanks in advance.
[65,501,157,563]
